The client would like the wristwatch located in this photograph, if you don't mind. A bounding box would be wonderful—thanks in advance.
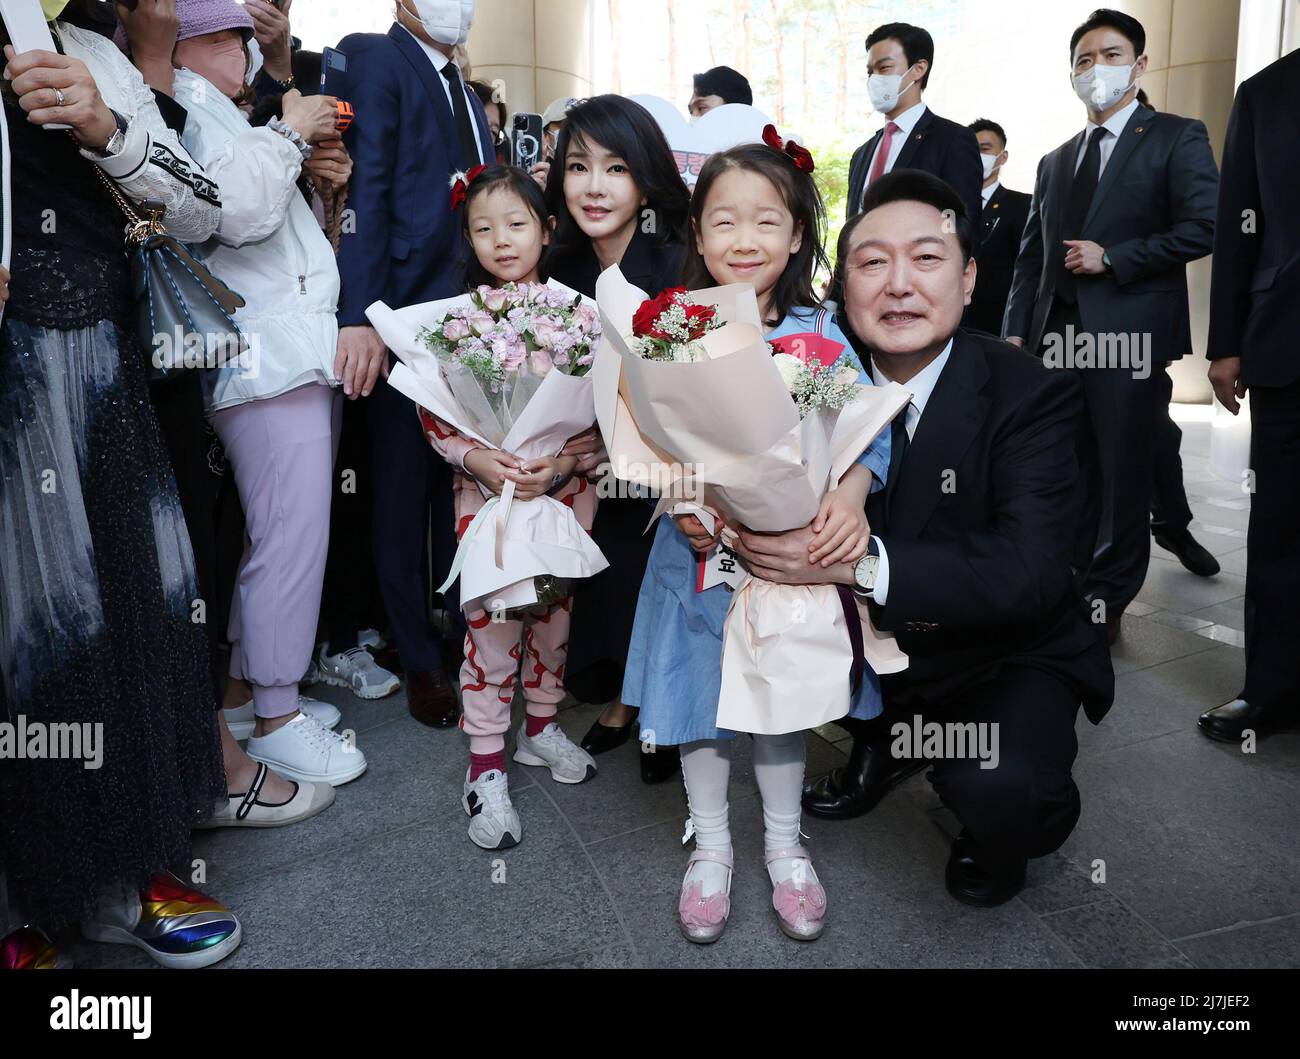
[88,109,128,159]
[853,538,881,595]
[1101,249,1112,271]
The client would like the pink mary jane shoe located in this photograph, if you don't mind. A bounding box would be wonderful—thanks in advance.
[766,846,827,941]
[677,848,733,944]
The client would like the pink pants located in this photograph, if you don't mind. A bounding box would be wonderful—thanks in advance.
[213,383,336,719]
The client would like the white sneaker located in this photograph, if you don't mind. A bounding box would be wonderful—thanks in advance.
[463,768,521,850]
[314,643,399,700]
[223,694,340,742]
[246,711,366,786]
[358,628,384,651]
[513,721,597,784]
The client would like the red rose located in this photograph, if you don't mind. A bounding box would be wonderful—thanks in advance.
[632,287,688,339]
[681,301,716,339]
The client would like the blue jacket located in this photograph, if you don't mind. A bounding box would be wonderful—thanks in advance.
[329,23,493,327]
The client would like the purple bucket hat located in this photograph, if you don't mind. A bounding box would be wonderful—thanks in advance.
[115,0,254,52]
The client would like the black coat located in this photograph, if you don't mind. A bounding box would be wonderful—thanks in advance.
[866,329,1114,723]
[1207,49,1300,389]
[846,107,984,228]
[965,184,1032,336]
[550,227,687,690]
[1004,104,1218,358]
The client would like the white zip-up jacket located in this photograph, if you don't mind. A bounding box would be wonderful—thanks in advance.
[55,23,220,242]
[174,69,340,411]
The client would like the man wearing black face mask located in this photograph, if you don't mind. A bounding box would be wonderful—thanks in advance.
[1004,8,1218,644]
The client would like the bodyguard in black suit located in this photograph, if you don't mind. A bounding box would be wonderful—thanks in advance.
[845,22,982,227]
[963,119,1031,335]
[1003,9,1217,641]
[736,172,1113,906]
[1198,48,1300,744]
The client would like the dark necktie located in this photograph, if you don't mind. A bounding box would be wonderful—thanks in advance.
[882,406,912,531]
[440,61,482,169]
[1056,125,1108,304]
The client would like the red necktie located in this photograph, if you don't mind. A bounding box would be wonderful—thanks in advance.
[867,121,900,187]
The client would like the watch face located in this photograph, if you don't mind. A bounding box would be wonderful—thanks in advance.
[855,553,879,589]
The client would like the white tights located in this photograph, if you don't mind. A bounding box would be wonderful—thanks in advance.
[680,733,813,895]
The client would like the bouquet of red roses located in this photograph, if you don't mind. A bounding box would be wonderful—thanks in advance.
[626,286,726,362]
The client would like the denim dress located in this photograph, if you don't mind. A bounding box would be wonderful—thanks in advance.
[622,306,891,746]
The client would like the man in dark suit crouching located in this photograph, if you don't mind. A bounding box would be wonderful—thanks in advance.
[733,171,1114,906]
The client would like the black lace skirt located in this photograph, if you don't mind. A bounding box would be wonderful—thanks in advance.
[0,317,224,929]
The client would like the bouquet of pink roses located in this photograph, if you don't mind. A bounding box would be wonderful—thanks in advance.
[366,280,608,612]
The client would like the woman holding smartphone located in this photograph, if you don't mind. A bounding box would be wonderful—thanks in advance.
[543,95,690,784]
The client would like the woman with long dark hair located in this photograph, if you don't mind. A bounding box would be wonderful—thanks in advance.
[543,94,690,784]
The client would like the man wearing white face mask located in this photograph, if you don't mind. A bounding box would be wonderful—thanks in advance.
[845,22,982,228]
[963,119,1031,336]
[1004,8,1218,644]
[331,0,493,730]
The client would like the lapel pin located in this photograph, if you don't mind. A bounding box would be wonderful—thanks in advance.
[992,202,1000,209]
[1135,126,1144,133]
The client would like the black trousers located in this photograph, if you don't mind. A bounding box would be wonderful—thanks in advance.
[879,666,1082,870]
[320,394,383,653]
[366,374,458,673]
[1149,364,1194,534]
[149,372,224,701]
[1241,375,1300,712]
[1042,298,1159,614]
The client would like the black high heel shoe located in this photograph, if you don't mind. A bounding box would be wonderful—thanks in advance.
[580,716,636,755]
[640,742,681,785]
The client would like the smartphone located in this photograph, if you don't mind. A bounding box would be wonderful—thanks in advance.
[321,46,348,95]
[510,112,543,171]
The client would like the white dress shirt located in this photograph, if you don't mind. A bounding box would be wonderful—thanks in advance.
[860,338,954,605]
[861,101,928,207]
[1074,96,1140,176]
[981,179,1000,210]
[403,25,492,165]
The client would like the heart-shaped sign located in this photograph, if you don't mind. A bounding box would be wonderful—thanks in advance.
[629,96,777,187]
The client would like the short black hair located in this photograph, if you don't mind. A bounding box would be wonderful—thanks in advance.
[691,66,753,106]
[469,79,509,133]
[865,22,935,90]
[830,169,974,303]
[1070,8,1146,61]
[967,118,1007,150]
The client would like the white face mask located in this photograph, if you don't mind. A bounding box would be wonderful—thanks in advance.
[867,67,917,114]
[246,37,264,87]
[406,0,475,46]
[1072,63,1136,110]
[981,153,1000,179]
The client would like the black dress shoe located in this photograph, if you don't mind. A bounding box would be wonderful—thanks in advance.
[640,743,681,784]
[1153,527,1220,577]
[580,717,635,755]
[1197,698,1298,743]
[945,831,1026,907]
[801,736,928,819]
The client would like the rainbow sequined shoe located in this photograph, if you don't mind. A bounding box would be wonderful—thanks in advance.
[1,926,70,969]
[81,872,242,969]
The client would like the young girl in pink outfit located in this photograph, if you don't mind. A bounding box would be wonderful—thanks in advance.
[419,165,598,851]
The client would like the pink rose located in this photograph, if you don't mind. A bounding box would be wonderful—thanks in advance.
[531,316,561,349]
[530,347,554,374]
[481,287,509,313]
[441,316,471,342]
[467,310,495,337]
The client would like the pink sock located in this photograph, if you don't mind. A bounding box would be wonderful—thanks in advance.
[469,751,506,780]
[525,711,556,737]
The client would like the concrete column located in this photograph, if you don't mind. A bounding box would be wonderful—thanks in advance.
[468,0,594,119]
[1116,0,1240,402]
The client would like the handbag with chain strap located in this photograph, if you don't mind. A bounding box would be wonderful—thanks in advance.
[90,157,247,384]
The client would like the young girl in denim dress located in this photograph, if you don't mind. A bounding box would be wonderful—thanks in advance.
[622,136,890,943]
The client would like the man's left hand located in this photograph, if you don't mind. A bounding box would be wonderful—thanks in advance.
[732,524,857,587]
[1063,239,1107,275]
[247,0,294,83]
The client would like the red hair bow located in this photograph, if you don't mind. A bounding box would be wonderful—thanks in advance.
[761,124,815,174]
[450,163,489,211]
